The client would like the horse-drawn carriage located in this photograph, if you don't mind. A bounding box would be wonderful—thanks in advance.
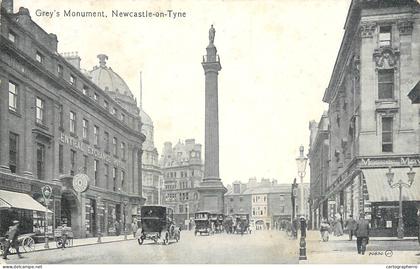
[137,206,180,245]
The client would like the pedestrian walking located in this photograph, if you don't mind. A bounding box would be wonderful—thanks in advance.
[355,213,370,255]
[2,220,22,260]
[344,215,357,241]
[131,220,138,238]
[291,218,298,239]
[114,220,121,236]
[59,221,70,250]
[320,218,330,242]
[334,213,343,236]
[417,208,420,255]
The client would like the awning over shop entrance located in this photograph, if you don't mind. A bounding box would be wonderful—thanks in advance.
[362,168,420,202]
[0,189,52,213]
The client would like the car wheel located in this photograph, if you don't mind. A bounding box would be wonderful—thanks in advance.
[163,232,169,245]
[138,237,144,245]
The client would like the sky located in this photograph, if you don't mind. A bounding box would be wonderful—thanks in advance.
[13,0,351,185]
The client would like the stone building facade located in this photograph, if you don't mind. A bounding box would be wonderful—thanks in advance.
[314,0,420,236]
[160,139,203,226]
[0,1,145,238]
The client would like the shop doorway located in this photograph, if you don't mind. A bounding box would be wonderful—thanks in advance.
[116,204,121,221]
[61,191,80,237]
[88,198,97,236]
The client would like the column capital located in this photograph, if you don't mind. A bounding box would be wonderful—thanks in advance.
[359,22,376,38]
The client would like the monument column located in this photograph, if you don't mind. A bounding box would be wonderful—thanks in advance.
[198,25,227,214]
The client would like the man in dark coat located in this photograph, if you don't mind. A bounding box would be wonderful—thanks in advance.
[2,220,22,259]
[417,208,420,253]
[355,213,370,255]
[345,215,357,241]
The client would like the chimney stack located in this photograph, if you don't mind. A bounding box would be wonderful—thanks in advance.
[2,0,13,13]
[62,52,81,70]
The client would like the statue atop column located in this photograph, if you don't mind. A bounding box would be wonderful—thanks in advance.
[209,25,216,45]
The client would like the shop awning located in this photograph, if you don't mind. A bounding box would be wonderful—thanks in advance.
[0,189,53,213]
[362,168,420,202]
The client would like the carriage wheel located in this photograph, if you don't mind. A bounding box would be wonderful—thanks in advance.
[163,232,169,245]
[22,237,35,252]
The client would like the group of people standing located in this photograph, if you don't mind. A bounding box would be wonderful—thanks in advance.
[320,213,370,255]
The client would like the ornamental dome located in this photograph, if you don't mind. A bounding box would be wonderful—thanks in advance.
[89,54,138,115]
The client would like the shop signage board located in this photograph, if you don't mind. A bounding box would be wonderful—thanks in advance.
[359,156,420,168]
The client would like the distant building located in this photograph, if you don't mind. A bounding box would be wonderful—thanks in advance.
[160,139,203,226]
[308,112,329,229]
[224,178,309,230]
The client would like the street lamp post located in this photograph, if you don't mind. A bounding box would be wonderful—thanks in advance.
[386,166,415,239]
[295,145,308,261]
[41,185,52,249]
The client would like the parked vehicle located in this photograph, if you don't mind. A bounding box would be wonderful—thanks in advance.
[194,211,212,236]
[137,206,180,245]
[234,214,250,234]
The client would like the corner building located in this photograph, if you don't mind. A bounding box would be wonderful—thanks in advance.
[0,1,145,238]
[320,0,420,236]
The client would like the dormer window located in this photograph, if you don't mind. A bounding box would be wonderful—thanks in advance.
[57,65,63,78]
[82,86,89,96]
[379,26,392,47]
[70,74,76,86]
[93,92,99,101]
[8,31,16,43]
[36,51,44,63]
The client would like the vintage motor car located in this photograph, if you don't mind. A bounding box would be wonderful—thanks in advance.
[137,206,180,245]
[234,213,251,234]
[194,211,212,236]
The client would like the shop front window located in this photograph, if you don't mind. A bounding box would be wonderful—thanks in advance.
[371,203,398,229]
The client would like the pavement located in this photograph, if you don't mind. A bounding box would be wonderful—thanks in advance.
[1,229,418,264]
[301,230,420,264]
[1,230,298,264]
